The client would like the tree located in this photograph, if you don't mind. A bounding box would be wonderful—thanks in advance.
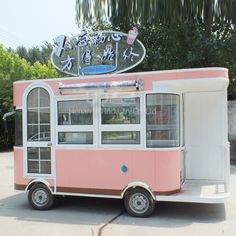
[75,0,236,35]
[13,42,54,65]
[0,44,59,118]
[0,44,60,149]
[75,0,236,99]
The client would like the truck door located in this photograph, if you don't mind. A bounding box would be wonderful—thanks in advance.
[24,86,54,177]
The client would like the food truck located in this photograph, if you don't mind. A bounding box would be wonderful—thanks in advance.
[13,67,230,217]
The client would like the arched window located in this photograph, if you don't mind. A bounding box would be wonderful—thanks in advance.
[27,88,50,141]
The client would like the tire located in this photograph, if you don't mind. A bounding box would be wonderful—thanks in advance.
[28,183,54,210]
[124,188,156,217]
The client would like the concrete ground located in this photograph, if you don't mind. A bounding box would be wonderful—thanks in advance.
[0,151,236,236]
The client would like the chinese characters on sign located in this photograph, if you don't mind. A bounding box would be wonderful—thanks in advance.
[61,56,74,71]
[123,48,140,62]
[51,29,146,76]
[100,45,115,62]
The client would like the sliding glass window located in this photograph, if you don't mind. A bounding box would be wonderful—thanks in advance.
[57,99,94,145]
[146,94,180,148]
[101,97,141,145]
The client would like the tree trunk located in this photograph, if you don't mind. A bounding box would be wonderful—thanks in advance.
[204,0,213,37]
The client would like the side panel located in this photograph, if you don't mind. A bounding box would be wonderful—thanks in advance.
[155,150,181,193]
[184,91,227,180]
[14,148,29,189]
[55,149,181,195]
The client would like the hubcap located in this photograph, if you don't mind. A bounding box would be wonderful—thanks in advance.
[32,189,49,207]
[129,193,149,214]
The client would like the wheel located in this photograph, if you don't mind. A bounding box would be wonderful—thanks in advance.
[28,183,54,210]
[124,188,156,217]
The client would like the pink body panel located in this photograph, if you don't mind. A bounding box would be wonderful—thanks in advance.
[14,148,28,186]
[55,149,181,194]
[13,83,29,108]
[156,151,181,192]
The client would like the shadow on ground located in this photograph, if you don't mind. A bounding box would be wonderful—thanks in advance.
[0,192,226,228]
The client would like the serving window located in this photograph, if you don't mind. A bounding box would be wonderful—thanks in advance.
[55,93,180,148]
[58,100,93,125]
[100,96,142,146]
[101,97,140,125]
[57,99,95,145]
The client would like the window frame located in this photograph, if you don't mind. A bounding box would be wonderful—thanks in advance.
[101,96,141,125]
[98,92,145,148]
[55,96,97,147]
[57,99,94,126]
[27,147,52,174]
[54,91,182,150]
[145,92,181,149]
[23,83,54,179]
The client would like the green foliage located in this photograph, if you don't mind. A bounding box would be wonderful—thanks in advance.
[137,22,236,99]
[136,21,235,68]
[136,22,236,99]
[76,0,236,99]
[76,0,236,30]
[12,42,53,65]
[94,21,236,99]
[0,44,59,118]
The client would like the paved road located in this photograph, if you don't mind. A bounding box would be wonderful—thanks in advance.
[1,151,236,236]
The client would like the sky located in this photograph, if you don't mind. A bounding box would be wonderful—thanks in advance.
[0,0,79,49]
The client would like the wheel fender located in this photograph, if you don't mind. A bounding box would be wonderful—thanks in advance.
[26,179,53,193]
[121,182,155,200]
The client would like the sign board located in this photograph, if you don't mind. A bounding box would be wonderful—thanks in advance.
[51,28,146,76]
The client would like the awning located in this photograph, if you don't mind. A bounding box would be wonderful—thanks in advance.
[59,80,143,95]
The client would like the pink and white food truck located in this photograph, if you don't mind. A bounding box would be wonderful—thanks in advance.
[13,67,230,217]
